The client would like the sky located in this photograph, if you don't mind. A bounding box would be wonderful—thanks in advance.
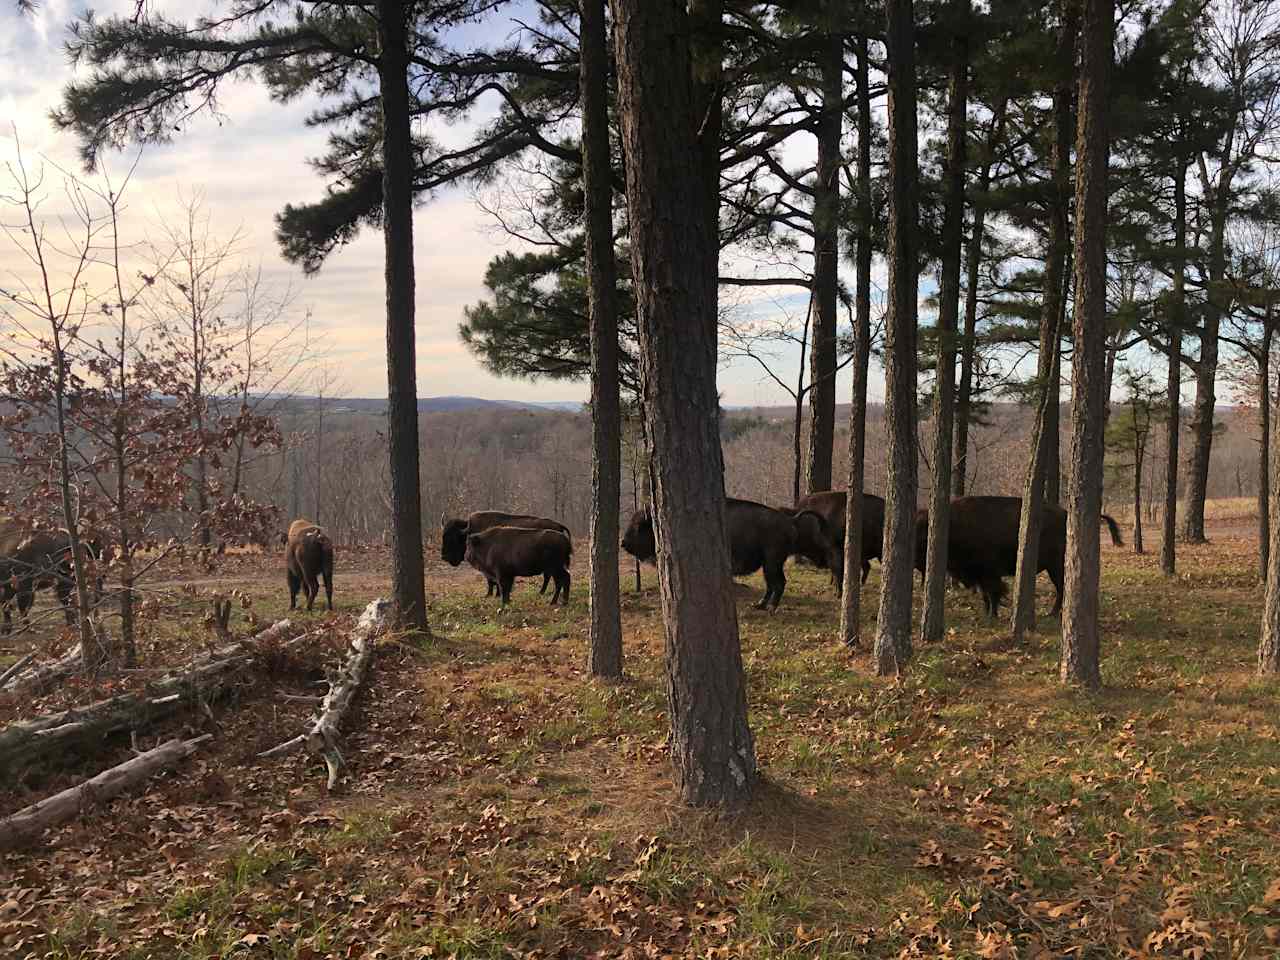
[0,1,890,408]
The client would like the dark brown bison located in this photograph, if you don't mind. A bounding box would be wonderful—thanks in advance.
[440,511,571,596]
[0,522,103,634]
[794,490,886,592]
[620,498,833,610]
[285,519,334,611]
[913,496,1123,618]
[464,526,572,605]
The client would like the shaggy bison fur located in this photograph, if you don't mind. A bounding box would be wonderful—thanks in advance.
[285,519,335,611]
[441,511,571,596]
[0,521,102,634]
[464,526,572,605]
[620,498,833,610]
[913,496,1123,618]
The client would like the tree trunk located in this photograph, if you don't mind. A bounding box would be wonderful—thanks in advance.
[954,99,1007,496]
[1260,319,1272,581]
[839,34,874,649]
[1060,0,1113,691]
[0,735,211,851]
[1260,330,1280,674]
[1045,258,1069,506]
[614,0,755,807]
[874,0,919,677]
[921,0,968,645]
[1133,439,1145,554]
[1183,202,1227,544]
[792,304,811,505]
[378,0,428,632]
[1011,0,1074,644]
[1162,160,1187,576]
[582,0,622,680]
[804,21,842,495]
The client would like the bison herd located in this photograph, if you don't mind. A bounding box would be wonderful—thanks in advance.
[0,494,1123,634]
[416,492,1121,621]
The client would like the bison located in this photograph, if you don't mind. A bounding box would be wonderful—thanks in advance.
[913,495,1123,618]
[464,526,572,606]
[794,490,886,592]
[620,498,834,610]
[0,522,102,635]
[440,511,571,596]
[285,519,335,611]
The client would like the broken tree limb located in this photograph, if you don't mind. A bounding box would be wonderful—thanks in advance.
[0,652,35,689]
[1,644,82,695]
[258,599,388,789]
[0,618,299,775]
[0,734,211,850]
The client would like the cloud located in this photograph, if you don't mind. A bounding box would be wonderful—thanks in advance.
[0,0,873,408]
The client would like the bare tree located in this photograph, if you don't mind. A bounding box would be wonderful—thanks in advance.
[874,0,920,676]
[920,0,969,645]
[613,0,756,806]
[1061,0,1114,690]
[839,34,875,649]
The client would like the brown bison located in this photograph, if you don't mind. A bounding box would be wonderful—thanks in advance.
[620,498,834,610]
[913,496,1123,618]
[285,519,334,611]
[0,521,102,634]
[464,526,572,606]
[794,490,886,592]
[440,511,571,596]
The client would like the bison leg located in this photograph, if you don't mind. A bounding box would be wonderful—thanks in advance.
[486,579,497,597]
[499,574,515,606]
[55,577,75,625]
[1048,564,1064,617]
[302,569,319,611]
[539,573,551,595]
[322,559,335,612]
[550,568,570,605]
[287,567,301,610]
[757,564,786,611]
[861,561,871,584]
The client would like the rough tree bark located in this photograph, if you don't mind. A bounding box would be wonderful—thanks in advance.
[1260,326,1280,674]
[1162,160,1188,576]
[1260,313,1273,581]
[954,100,1007,496]
[1061,0,1113,690]
[1011,0,1075,644]
[378,0,428,632]
[613,0,756,806]
[1184,200,1228,544]
[921,0,968,645]
[874,0,919,676]
[804,16,842,495]
[839,33,874,649]
[581,0,623,679]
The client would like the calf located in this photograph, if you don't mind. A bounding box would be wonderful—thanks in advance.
[464,526,572,606]
[440,511,571,596]
[285,519,335,611]
[0,522,102,635]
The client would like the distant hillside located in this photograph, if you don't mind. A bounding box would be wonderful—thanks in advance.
[274,396,584,414]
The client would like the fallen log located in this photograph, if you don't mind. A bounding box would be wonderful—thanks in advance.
[0,734,211,850]
[259,598,388,789]
[1,644,82,694]
[0,652,35,689]
[0,618,298,775]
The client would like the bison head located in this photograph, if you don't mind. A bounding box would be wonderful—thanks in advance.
[620,509,656,563]
[791,510,835,570]
[441,519,470,566]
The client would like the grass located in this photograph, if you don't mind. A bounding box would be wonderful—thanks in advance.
[4,528,1280,958]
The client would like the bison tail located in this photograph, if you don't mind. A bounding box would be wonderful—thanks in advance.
[1101,514,1123,547]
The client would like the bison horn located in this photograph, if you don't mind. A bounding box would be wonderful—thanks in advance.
[440,512,447,528]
